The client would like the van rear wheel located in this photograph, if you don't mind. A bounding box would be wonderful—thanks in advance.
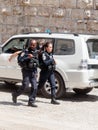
[41,72,66,98]
[73,87,93,95]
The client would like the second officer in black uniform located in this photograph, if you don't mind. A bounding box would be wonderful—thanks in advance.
[12,39,39,107]
[38,41,60,105]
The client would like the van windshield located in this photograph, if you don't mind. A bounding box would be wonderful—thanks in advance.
[87,39,98,59]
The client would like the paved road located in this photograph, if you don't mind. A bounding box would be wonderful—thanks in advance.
[0,83,98,130]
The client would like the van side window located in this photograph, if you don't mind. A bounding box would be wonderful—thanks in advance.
[54,39,75,55]
[3,38,28,53]
[87,39,98,58]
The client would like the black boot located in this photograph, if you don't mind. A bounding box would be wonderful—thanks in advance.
[12,93,17,103]
[51,98,60,105]
[28,101,38,107]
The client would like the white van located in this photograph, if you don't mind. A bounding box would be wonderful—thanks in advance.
[0,32,98,98]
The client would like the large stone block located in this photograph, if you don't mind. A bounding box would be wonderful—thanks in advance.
[28,16,39,26]
[95,0,98,9]
[13,5,23,15]
[36,17,50,27]
[24,6,37,16]
[18,16,25,25]
[47,17,65,28]
[17,0,23,5]
[43,0,59,7]
[1,25,16,42]
[30,0,44,5]
[53,8,65,18]
[17,0,31,6]
[77,21,87,31]
[87,20,98,31]
[0,15,3,24]
[17,26,31,33]
[59,0,76,8]
[54,19,75,31]
[91,10,98,19]
[38,7,52,17]
[65,9,72,18]
[0,6,12,16]
[77,0,94,9]
[84,10,92,19]
[5,16,18,25]
[71,9,84,19]
[30,27,42,32]
[10,0,17,5]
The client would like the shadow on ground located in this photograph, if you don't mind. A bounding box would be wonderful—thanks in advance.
[61,91,98,102]
[0,82,98,103]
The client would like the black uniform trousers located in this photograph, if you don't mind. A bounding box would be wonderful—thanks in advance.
[38,69,56,98]
[14,68,38,103]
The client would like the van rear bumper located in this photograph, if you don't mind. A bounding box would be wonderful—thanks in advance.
[65,69,97,89]
[90,81,98,88]
[89,69,98,79]
[67,81,94,89]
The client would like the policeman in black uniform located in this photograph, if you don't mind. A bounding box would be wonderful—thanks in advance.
[12,39,39,107]
[38,42,60,105]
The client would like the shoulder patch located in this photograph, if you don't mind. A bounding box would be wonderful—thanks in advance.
[42,53,46,60]
[50,55,53,59]
[20,52,25,57]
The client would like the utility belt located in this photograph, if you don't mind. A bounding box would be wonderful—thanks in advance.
[27,58,39,69]
[40,64,56,71]
[48,64,56,71]
[21,58,39,69]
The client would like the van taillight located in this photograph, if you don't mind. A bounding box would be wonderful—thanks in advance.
[79,59,88,69]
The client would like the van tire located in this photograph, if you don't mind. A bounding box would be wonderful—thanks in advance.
[41,72,66,99]
[73,87,93,95]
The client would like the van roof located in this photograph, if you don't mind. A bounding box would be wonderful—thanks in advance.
[8,32,98,41]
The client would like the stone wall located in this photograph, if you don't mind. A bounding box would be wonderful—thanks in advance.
[0,0,98,42]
